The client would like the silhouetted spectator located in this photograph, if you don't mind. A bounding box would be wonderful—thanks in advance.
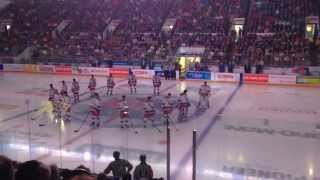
[244,62,252,73]
[0,155,13,180]
[104,151,133,180]
[227,62,234,73]
[218,62,225,72]
[15,160,51,180]
[61,165,92,180]
[133,155,153,180]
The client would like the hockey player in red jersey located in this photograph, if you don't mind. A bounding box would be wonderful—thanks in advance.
[177,90,190,121]
[71,78,80,102]
[88,75,97,97]
[119,95,129,128]
[143,96,155,127]
[152,74,161,95]
[106,74,115,96]
[128,73,137,94]
[198,81,211,108]
[89,93,101,128]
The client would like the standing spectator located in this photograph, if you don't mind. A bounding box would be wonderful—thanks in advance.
[163,64,169,80]
[218,61,225,73]
[0,155,13,180]
[227,61,234,73]
[244,62,252,74]
[169,63,175,80]
[108,60,113,68]
[133,155,153,180]
[104,151,133,180]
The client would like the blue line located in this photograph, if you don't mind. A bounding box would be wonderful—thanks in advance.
[0,109,39,123]
[170,84,242,180]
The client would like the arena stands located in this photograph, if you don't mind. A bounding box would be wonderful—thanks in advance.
[0,0,319,66]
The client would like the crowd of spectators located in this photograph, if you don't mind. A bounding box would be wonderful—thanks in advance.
[0,151,163,180]
[0,0,67,57]
[0,0,319,66]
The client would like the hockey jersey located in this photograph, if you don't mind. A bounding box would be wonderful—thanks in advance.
[88,78,96,90]
[199,85,211,96]
[72,81,80,93]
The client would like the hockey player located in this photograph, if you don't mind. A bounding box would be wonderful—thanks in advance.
[119,95,129,128]
[162,93,174,116]
[48,84,57,102]
[128,73,137,94]
[198,81,211,108]
[52,91,63,121]
[152,74,161,95]
[143,96,155,127]
[62,95,72,123]
[89,93,101,128]
[177,90,190,121]
[106,74,115,96]
[60,80,68,97]
[88,75,97,97]
[71,78,80,102]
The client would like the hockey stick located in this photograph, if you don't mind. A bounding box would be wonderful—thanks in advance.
[161,115,179,132]
[31,113,42,121]
[152,123,162,133]
[39,112,62,127]
[38,118,50,127]
[74,112,90,133]
[127,117,138,134]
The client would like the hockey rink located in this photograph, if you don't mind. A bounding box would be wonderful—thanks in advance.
[0,72,319,180]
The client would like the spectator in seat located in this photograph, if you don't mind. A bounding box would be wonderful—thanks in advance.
[61,165,94,180]
[0,155,14,180]
[70,166,95,180]
[133,154,153,180]
[15,160,51,180]
[104,151,133,180]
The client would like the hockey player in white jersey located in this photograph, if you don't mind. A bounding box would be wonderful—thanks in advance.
[71,78,80,102]
[62,95,72,122]
[152,74,161,95]
[162,93,174,116]
[143,96,155,127]
[89,93,101,128]
[198,81,211,108]
[48,84,58,102]
[177,90,190,121]
[53,92,63,121]
[128,73,137,94]
[119,95,129,128]
[88,75,97,97]
[60,80,68,97]
[106,74,115,96]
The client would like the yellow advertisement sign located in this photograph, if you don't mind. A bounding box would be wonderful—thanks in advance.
[23,64,38,73]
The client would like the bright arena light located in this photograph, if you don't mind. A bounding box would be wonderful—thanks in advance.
[83,152,92,161]
[309,166,314,177]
